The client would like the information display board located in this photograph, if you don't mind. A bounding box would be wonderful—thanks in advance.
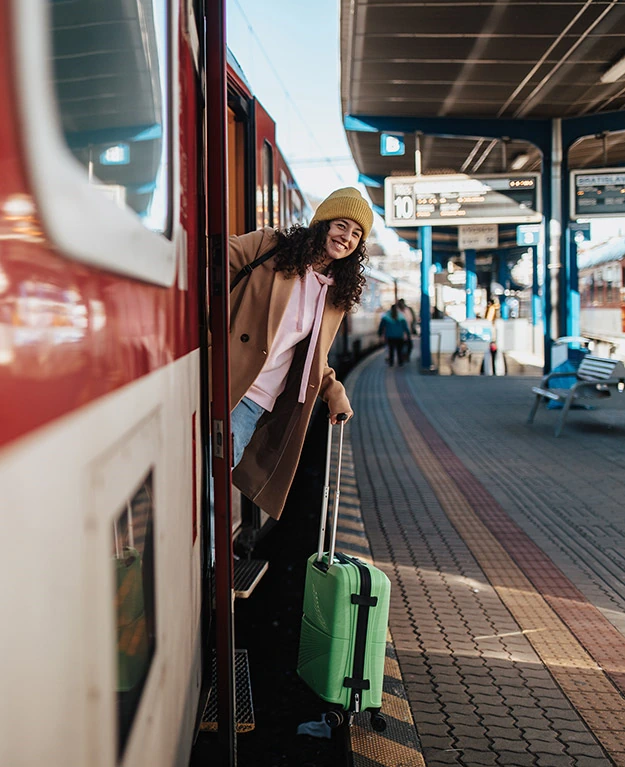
[385,173,542,228]
[570,167,625,219]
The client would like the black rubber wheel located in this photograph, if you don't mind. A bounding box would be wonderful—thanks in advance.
[370,712,387,732]
[325,709,345,729]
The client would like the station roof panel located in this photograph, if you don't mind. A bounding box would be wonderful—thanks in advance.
[341,0,625,195]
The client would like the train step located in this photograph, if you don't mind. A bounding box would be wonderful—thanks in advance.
[199,649,255,733]
[234,557,268,598]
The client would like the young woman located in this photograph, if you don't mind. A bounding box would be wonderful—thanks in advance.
[227,187,373,520]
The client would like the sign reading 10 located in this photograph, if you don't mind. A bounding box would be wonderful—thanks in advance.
[393,194,415,220]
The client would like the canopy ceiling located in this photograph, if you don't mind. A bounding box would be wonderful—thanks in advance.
[340,0,625,225]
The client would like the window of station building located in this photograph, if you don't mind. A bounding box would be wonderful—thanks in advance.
[261,141,274,228]
[48,0,171,235]
[112,472,156,759]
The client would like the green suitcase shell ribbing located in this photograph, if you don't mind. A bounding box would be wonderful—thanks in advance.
[296,416,391,731]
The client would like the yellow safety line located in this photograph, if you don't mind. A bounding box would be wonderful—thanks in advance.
[386,373,625,764]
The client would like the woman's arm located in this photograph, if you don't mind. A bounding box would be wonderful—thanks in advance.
[319,364,353,424]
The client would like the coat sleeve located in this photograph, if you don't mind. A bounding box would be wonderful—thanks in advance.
[319,364,351,415]
[229,227,278,284]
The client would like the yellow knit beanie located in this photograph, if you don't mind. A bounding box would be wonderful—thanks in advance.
[310,187,373,240]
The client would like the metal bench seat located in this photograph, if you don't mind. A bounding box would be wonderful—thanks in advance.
[527,355,625,436]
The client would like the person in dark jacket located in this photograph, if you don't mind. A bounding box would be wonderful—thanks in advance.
[226,187,374,519]
[378,304,410,367]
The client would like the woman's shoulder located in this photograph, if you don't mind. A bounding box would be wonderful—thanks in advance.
[229,227,280,267]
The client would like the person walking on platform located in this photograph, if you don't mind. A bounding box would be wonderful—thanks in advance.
[397,297,417,360]
[378,304,410,367]
[226,187,373,520]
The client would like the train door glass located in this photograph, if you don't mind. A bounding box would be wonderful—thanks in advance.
[48,0,170,234]
[261,141,274,228]
[112,473,156,759]
[227,108,247,235]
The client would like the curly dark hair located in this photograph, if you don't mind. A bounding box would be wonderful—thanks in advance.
[271,221,367,312]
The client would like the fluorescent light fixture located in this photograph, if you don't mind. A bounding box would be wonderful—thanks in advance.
[511,153,529,170]
[600,54,625,84]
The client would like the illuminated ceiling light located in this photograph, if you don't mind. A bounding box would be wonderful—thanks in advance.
[600,54,625,84]
[510,153,530,170]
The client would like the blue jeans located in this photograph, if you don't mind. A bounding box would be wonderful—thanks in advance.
[231,397,266,467]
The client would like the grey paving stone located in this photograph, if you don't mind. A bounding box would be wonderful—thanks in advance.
[495,752,538,766]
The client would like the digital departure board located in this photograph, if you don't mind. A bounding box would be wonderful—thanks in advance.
[384,173,542,228]
[571,168,625,219]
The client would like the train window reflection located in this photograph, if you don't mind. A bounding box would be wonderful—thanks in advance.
[48,0,170,234]
[113,473,156,758]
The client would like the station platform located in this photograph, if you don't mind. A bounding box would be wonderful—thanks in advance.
[337,349,625,767]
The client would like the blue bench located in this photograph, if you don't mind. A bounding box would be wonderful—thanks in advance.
[527,355,625,437]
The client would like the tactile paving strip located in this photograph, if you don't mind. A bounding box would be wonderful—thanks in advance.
[329,412,426,767]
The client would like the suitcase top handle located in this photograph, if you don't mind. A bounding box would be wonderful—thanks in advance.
[316,414,349,565]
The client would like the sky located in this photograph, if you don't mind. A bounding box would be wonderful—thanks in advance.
[225,0,360,201]
[225,0,624,252]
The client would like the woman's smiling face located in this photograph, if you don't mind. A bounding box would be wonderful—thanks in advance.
[322,218,363,264]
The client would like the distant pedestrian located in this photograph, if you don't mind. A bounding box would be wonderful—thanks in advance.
[397,297,417,360]
[378,304,410,367]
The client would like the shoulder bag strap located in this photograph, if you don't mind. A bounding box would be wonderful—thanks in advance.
[230,247,277,293]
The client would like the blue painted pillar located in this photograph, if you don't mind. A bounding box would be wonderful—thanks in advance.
[568,229,581,337]
[497,255,509,319]
[420,226,432,370]
[561,162,580,338]
[531,246,540,326]
[464,248,476,319]
[541,148,553,372]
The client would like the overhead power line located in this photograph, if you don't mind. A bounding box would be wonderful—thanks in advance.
[231,0,348,183]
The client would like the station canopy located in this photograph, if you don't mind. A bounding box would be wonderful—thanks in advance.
[340,0,625,236]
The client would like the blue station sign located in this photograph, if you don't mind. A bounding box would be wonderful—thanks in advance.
[380,134,405,157]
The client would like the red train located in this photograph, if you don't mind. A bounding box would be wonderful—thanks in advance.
[0,1,307,765]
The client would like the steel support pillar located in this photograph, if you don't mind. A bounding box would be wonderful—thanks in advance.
[420,226,433,371]
[464,249,476,319]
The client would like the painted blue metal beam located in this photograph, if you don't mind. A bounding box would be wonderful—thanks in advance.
[345,114,552,149]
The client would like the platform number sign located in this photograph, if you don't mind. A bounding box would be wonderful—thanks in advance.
[393,192,415,220]
[385,173,542,228]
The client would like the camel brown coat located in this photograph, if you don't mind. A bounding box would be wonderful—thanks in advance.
[229,227,350,519]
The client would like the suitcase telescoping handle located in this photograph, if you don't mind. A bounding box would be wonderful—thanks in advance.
[316,413,349,565]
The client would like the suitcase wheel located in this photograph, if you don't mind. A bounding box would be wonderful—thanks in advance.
[370,712,387,732]
[324,709,345,729]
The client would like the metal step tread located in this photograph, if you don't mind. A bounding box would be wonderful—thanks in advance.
[234,557,268,598]
[200,649,255,733]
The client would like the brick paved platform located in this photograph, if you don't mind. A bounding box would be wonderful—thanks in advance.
[341,350,625,767]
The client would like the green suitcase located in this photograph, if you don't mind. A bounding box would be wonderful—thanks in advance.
[297,416,390,731]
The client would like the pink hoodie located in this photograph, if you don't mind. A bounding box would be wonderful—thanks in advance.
[246,268,334,412]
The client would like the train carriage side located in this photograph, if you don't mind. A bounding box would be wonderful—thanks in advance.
[1,1,208,765]
[1,1,315,764]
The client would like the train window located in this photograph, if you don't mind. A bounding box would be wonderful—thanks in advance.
[291,190,302,225]
[12,0,177,285]
[49,0,170,233]
[279,171,289,229]
[261,141,274,228]
[113,473,156,759]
